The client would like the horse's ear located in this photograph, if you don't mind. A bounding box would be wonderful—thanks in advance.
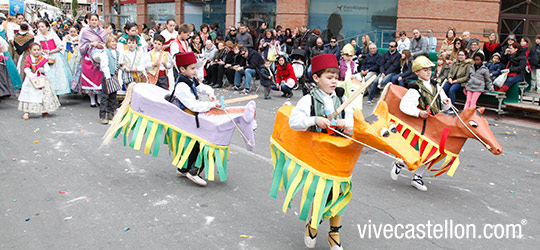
[373,101,389,120]
[477,107,485,115]
[353,110,366,129]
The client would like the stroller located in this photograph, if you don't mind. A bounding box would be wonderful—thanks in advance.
[290,49,310,95]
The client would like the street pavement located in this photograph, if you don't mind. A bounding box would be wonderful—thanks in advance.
[1,85,539,250]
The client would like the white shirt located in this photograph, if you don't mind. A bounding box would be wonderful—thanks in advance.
[289,88,354,131]
[169,38,191,56]
[160,29,178,43]
[7,22,20,41]
[400,79,451,117]
[122,49,146,73]
[173,80,215,113]
[144,50,172,71]
[397,38,410,54]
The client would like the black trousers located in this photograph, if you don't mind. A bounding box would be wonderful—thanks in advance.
[206,64,219,85]
[156,75,169,90]
[99,91,118,119]
[178,142,204,176]
[224,68,236,87]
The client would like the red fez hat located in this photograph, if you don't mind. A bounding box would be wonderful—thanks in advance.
[175,52,197,67]
[311,54,338,75]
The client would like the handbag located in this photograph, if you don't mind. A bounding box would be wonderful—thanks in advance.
[30,76,48,89]
[492,72,508,88]
[104,77,121,94]
[267,44,277,62]
[147,51,163,85]
[122,50,138,85]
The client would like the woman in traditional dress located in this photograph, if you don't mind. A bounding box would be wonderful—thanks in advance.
[118,22,148,56]
[0,35,14,99]
[79,14,108,107]
[13,23,34,83]
[0,19,23,90]
[34,19,72,96]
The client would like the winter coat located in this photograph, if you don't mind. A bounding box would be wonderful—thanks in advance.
[259,66,274,87]
[467,64,493,92]
[504,50,527,76]
[380,50,401,75]
[310,45,325,60]
[361,51,383,73]
[485,62,502,79]
[245,49,264,73]
[528,43,540,69]
[432,65,450,83]
[448,59,474,87]
[276,62,297,86]
[324,44,341,62]
[400,61,417,82]
[410,36,429,58]
[201,44,218,61]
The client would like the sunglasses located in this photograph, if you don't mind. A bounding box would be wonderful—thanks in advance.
[389,45,396,48]
[330,40,337,43]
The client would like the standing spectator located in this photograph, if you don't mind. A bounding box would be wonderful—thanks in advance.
[190,34,203,54]
[449,37,464,62]
[310,37,325,60]
[225,26,238,44]
[397,31,410,53]
[462,31,471,50]
[410,28,428,58]
[258,29,280,62]
[498,43,526,92]
[464,53,493,109]
[236,24,253,49]
[483,32,501,62]
[209,23,220,41]
[443,50,473,104]
[272,55,296,97]
[7,13,25,64]
[199,23,210,44]
[357,43,383,104]
[426,30,437,52]
[529,35,540,93]
[233,47,263,93]
[324,37,341,62]
[376,40,401,88]
[259,59,274,99]
[283,28,294,54]
[440,28,456,54]
[255,22,267,50]
[521,37,531,72]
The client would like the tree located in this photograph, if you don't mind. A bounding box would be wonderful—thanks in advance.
[72,0,79,18]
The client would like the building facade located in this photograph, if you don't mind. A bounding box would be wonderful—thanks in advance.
[104,0,539,47]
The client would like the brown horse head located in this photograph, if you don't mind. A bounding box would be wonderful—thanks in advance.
[352,101,422,170]
[454,106,502,155]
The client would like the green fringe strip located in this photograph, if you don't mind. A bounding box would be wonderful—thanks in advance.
[114,107,230,181]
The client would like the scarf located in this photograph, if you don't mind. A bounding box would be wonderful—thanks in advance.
[79,26,108,56]
[118,33,141,46]
[484,42,499,52]
[25,54,47,75]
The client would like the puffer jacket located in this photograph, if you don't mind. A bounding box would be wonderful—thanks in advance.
[467,64,493,92]
[448,58,474,87]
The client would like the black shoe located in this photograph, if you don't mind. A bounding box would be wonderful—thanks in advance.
[232,86,242,91]
[281,93,287,97]
[90,104,97,108]
[264,95,271,99]
[287,92,294,98]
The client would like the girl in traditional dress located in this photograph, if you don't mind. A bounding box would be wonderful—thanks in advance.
[13,23,33,83]
[0,19,23,90]
[18,43,60,119]
[63,26,79,62]
[0,35,14,99]
[34,19,72,96]
[79,14,108,107]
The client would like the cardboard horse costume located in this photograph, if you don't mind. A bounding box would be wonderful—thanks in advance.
[103,83,256,181]
[270,102,422,229]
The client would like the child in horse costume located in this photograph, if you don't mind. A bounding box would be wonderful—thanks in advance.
[392,56,451,191]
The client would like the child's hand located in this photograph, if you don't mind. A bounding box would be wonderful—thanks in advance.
[208,94,217,101]
[336,119,346,128]
[419,110,429,119]
[442,98,451,105]
[315,117,331,129]
[214,101,221,108]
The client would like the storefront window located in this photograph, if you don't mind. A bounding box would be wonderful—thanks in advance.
[147,2,175,27]
[203,0,226,34]
[309,0,397,44]
[241,0,276,33]
[120,4,137,26]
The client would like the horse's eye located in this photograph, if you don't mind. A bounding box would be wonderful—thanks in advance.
[389,124,397,133]
[469,120,478,128]
[380,128,390,137]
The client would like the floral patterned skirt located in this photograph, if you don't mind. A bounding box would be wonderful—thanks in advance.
[18,81,60,114]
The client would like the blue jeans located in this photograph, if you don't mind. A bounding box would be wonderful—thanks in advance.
[367,73,395,101]
[442,81,463,104]
[499,74,524,92]
[271,83,292,94]
[391,73,405,86]
[234,68,257,90]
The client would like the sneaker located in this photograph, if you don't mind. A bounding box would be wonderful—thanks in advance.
[264,96,271,99]
[100,118,109,124]
[187,173,207,186]
[411,174,427,191]
[390,161,403,181]
[241,89,250,95]
[366,100,373,105]
[378,82,385,89]
[232,86,242,91]
[176,169,188,177]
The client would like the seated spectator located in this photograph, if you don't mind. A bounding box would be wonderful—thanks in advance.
[350,38,362,57]
[272,55,296,98]
[426,30,437,52]
[443,50,473,104]
[469,39,483,59]
[498,43,526,92]
[310,37,325,60]
[224,45,244,87]
[483,32,501,61]
[397,31,410,53]
[357,34,372,66]
[225,26,238,44]
[449,37,464,62]
[339,44,357,80]
[391,50,416,87]
[377,40,401,88]
[462,31,471,49]
[501,34,517,62]
[356,43,382,104]
[410,28,428,58]
[233,47,264,93]
[432,53,450,84]
[485,52,502,81]
[324,37,341,62]
[206,41,225,87]
[440,28,456,54]
[465,53,494,109]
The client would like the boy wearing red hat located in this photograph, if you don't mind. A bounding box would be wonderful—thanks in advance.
[289,53,353,250]
[170,52,220,186]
